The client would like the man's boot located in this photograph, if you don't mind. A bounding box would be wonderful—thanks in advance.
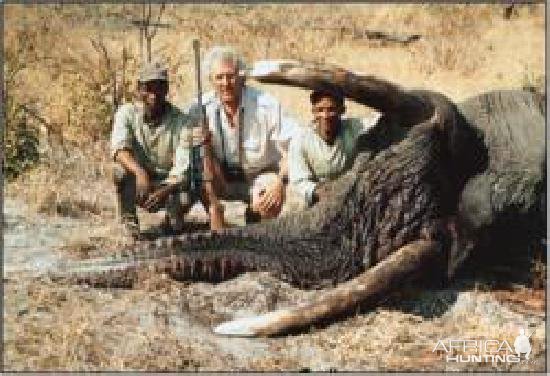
[113,164,140,239]
[164,191,189,235]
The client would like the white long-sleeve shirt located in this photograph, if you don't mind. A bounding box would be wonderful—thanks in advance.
[187,85,299,177]
[288,115,380,206]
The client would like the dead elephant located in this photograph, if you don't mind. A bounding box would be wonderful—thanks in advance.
[50,61,545,337]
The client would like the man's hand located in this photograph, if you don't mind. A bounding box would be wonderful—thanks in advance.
[194,126,212,147]
[256,178,284,218]
[135,170,152,205]
[189,126,211,148]
[312,183,330,204]
[143,184,174,212]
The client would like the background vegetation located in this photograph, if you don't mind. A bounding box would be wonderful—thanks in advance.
[5,4,544,194]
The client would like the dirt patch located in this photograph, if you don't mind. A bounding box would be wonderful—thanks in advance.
[3,198,546,371]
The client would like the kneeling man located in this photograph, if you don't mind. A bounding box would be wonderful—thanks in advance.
[111,61,195,237]
[188,46,299,225]
[288,85,379,208]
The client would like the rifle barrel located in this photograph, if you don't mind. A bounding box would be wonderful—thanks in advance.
[192,39,204,118]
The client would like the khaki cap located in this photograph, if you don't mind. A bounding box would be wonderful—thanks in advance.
[138,61,168,82]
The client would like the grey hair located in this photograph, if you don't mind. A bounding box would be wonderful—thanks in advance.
[203,45,247,80]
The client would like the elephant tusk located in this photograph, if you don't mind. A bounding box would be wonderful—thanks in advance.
[214,239,441,337]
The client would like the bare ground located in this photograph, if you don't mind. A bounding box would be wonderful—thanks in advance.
[3,195,546,371]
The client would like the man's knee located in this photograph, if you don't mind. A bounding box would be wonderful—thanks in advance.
[250,172,284,220]
[251,172,280,199]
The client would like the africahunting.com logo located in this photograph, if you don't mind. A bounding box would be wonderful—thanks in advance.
[433,328,534,364]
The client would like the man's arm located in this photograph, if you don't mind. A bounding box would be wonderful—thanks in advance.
[163,123,195,189]
[111,105,153,205]
[273,103,302,183]
[143,119,204,212]
[111,105,134,160]
[277,151,289,184]
[288,134,318,207]
[256,101,298,214]
[115,149,152,206]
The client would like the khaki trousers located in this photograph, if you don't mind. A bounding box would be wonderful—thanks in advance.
[111,163,191,231]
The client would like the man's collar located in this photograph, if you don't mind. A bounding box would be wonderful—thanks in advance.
[313,118,344,145]
[141,101,170,125]
[213,85,247,110]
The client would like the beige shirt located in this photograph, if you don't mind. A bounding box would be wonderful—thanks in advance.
[110,102,194,186]
[289,116,380,206]
[187,86,299,177]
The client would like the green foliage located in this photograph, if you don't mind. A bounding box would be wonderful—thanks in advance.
[3,12,42,180]
[4,100,40,180]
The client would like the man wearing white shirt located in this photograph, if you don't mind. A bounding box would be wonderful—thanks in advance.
[288,85,380,208]
[187,46,299,225]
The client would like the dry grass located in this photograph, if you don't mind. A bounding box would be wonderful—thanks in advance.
[4,275,545,371]
[3,280,232,371]
[3,3,546,372]
[5,3,545,217]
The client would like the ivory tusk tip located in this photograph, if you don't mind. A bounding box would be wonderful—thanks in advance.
[213,310,289,337]
[213,318,258,337]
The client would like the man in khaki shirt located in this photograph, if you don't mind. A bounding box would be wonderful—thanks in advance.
[288,86,380,209]
[111,61,196,237]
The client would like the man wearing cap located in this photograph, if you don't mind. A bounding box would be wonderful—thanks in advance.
[287,86,380,209]
[187,46,299,225]
[111,61,196,237]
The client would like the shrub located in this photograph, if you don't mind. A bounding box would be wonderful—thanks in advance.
[4,86,40,181]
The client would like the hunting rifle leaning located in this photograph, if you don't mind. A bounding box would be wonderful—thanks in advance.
[190,39,223,230]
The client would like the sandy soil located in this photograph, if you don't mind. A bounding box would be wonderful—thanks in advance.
[3,196,546,371]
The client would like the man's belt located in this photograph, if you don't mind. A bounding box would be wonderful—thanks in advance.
[225,166,247,183]
[224,164,277,183]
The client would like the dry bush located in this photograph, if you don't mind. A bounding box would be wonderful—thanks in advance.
[5,5,141,147]
[4,13,43,179]
[6,139,116,221]
[4,3,545,217]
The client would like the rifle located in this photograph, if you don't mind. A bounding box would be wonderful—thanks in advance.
[188,39,203,196]
[191,39,222,227]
